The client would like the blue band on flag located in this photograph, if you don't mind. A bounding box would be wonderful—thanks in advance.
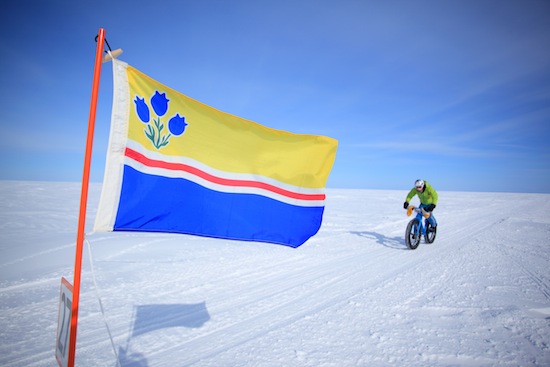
[113,166,325,247]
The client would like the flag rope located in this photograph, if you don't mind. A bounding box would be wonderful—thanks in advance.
[85,236,121,367]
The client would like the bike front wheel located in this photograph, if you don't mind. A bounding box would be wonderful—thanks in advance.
[405,219,421,250]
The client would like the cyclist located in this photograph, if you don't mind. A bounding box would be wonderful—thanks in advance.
[403,179,438,231]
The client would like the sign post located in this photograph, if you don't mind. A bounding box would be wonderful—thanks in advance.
[56,277,73,367]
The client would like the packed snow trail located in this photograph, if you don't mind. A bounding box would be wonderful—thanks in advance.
[0,182,549,366]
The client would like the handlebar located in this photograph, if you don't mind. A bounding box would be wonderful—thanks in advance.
[406,205,431,218]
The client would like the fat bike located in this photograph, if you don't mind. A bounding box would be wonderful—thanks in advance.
[405,206,436,250]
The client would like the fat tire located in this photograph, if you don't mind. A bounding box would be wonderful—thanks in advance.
[425,223,437,244]
[405,219,421,250]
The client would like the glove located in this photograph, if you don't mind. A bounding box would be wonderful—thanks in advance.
[403,201,409,209]
[425,204,436,212]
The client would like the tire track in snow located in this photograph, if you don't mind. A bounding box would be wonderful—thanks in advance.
[134,238,448,365]
[482,218,550,303]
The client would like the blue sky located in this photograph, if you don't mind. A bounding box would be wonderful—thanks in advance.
[1,0,549,193]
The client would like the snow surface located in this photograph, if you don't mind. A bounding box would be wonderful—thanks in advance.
[1,181,549,367]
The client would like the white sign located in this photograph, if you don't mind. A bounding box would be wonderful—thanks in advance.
[56,277,73,367]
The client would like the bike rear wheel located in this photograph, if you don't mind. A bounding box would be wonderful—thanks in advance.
[405,219,421,250]
[425,223,437,244]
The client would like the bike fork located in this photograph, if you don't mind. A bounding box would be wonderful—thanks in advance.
[415,221,423,238]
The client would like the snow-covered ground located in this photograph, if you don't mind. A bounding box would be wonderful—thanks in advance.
[1,181,549,366]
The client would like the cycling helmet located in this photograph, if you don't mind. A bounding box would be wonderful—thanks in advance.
[415,179,424,190]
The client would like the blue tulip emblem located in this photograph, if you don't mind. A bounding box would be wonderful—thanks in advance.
[169,114,187,136]
[134,97,150,123]
[134,90,188,149]
[151,91,169,116]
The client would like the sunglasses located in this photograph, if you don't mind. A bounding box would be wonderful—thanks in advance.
[416,186,423,190]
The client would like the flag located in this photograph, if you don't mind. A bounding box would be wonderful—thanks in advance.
[94,60,338,247]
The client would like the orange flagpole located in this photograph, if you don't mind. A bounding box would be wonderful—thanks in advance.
[68,27,106,367]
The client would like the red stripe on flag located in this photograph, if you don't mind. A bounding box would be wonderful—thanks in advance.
[125,148,326,202]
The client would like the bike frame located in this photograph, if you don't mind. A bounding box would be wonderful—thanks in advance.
[405,205,436,249]
[412,208,429,237]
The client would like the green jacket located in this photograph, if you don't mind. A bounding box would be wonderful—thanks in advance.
[406,181,438,205]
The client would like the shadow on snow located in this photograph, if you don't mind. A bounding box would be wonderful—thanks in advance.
[350,231,408,250]
[118,302,210,367]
